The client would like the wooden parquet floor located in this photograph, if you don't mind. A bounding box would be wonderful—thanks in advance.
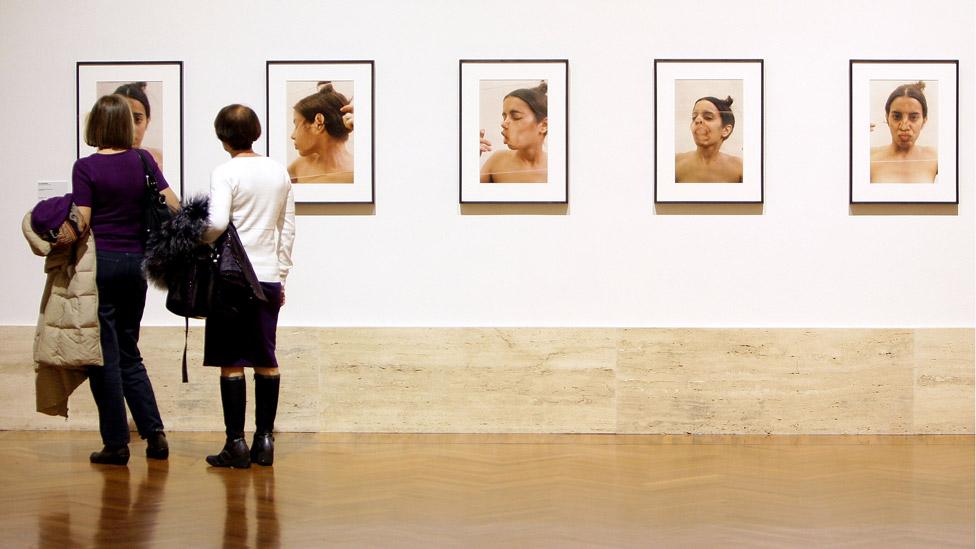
[0,432,971,548]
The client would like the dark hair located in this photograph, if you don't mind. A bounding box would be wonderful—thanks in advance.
[294,83,351,141]
[885,81,928,118]
[84,94,134,149]
[114,82,151,119]
[505,81,548,122]
[695,96,735,139]
[214,104,262,150]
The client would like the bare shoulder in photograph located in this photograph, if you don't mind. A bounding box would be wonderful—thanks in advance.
[870,81,937,183]
[674,95,742,183]
[480,81,548,184]
[289,82,354,184]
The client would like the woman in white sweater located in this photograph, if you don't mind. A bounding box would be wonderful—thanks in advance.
[203,104,296,468]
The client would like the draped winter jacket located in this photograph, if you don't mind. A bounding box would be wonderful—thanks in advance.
[22,210,102,417]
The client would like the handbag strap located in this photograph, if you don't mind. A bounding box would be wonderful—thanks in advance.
[135,149,159,192]
[181,316,189,383]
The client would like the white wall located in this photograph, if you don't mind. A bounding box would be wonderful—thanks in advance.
[1,0,972,328]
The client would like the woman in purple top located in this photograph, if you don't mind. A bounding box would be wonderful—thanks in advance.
[73,94,180,466]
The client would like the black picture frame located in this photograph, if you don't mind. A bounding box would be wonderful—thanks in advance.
[653,58,764,204]
[266,60,375,204]
[459,59,569,204]
[76,61,184,195]
[849,59,959,205]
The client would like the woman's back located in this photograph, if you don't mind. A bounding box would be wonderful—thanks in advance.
[72,149,169,252]
[207,155,295,283]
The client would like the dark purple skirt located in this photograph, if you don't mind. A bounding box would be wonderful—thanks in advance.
[203,282,282,368]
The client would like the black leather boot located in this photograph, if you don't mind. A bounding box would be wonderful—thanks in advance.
[90,445,130,466]
[206,437,251,469]
[251,373,280,466]
[146,431,169,460]
[207,376,250,469]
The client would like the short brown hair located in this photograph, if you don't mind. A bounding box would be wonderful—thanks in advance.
[214,104,261,150]
[84,94,134,149]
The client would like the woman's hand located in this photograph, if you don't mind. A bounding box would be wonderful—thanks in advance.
[341,103,354,131]
[280,287,286,306]
[479,129,492,156]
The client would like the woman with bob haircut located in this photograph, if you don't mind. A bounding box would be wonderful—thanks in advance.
[203,104,295,468]
[288,83,354,183]
[870,81,938,183]
[73,94,180,465]
[114,82,164,170]
[479,81,549,183]
[674,95,743,183]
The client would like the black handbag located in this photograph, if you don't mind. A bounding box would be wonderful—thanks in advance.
[164,244,216,319]
[137,150,172,243]
[164,222,266,319]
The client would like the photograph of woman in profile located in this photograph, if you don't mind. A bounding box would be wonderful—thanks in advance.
[73,94,180,465]
[113,82,164,170]
[203,104,295,469]
[288,82,354,184]
[479,81,548,183]
[674,95,743,183]
[870,81,938,183]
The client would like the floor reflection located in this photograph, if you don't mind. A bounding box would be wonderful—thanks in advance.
[38,460,169,548]
[210,466,279,548]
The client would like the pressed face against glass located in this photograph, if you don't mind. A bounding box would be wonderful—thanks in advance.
[689,100,731,147]
[290,110,317,156]
[886,96,926,150]
[126,98,149,148]
[500,95,546,150]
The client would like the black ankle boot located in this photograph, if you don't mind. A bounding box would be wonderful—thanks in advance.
[251,432,274,466]
[90,445,130,466]
[207,376,249,468]
[206,437,251,468]
[252,373,280,466]
[146,431,169,460]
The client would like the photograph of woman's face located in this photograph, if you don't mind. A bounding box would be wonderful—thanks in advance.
[869,80,938,151]
[95,80,163,151]
[673,79,743,156]
[500,95,546,150]
[886,95,926,150]
[689,99,730,147]
[285,80,354,167]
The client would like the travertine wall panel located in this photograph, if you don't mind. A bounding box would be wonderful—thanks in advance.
[0,327,970,434]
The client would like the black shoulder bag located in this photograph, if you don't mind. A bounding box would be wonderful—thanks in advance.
[137,150,172,243]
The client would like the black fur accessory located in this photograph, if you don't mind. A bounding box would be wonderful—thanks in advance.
[143,195,212,290]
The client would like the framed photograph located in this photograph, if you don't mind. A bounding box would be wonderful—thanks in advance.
[77,61,183,193]
[267,60,374,204]
[654,59,763,204]
[459,59,568,204]
[850,60,958,204]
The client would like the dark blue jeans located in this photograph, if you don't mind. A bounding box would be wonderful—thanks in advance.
[88,250,164,447]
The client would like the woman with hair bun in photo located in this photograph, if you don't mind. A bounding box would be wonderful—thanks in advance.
[113,82,164,170]
[870,81,937,183]
[288,82,354,183]
[479,81,549,183]
[674,95,743,183]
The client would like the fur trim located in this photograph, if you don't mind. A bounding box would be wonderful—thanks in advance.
[143,195,210,289]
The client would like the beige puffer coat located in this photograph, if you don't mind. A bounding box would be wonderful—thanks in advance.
[22,211,101,417]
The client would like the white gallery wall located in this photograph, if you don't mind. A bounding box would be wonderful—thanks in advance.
[0,0,972,328]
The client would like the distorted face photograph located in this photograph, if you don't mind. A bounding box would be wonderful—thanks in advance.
[479,79,549,184]
[869,80,938,184]
[673,79,743,184]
